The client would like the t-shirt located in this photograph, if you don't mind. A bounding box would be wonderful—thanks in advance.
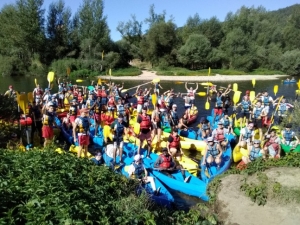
[127,163,145,176]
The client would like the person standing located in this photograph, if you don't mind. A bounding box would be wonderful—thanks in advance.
[137,107,152,157]
[112,115,126,166]
[29,101,43,146]
[41,103,57,147]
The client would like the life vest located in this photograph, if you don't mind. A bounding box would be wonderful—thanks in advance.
[249,147,261,161]
[190,106,198,115]
[140,114,151,129]
[265,136,280,152]
[77,117,89,134]
[208,143,219,157]
[283,130,293,142]
[96,90,102,97]
[216,96,223,107]
[169,134,180,148]
[241,100,250,112]
[35,88,43,96]
[254,106,263,119]
[171,111,179,122]
[116,104,125,115]
[115,122,124,138]
[137,95,144,105]
[188,90,195,99]
[94,102,101,114]
[159,99,167,109]
[133,163,145,179]
[224,96,231,106]
[279,103,287,114]
[223,118,230,128]
[263,96,270,106]
[160,154,172,168]
[100,90,107,98]
[86,99,94,109]
[242,127,253,140]
[202,123,209,131]
[215,129,225,142]
[42,112,54,126]
[108,97,115,107]
[69,105,77,116]
[73,91,78,98]
[77,95,83,102]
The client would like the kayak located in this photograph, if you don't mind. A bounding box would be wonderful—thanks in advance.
[104,143,175,208]
[281,144,300,153]
[283,80,296,84]
[200,143,232,183]
[232,144,248,162]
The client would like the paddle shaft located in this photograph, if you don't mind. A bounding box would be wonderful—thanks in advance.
[122,81,153,92]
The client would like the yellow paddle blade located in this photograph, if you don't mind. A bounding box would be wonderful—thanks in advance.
[97,78,102,85]
[134,123,140,135]
[64,98,69,105]
[274,85,278,96]
[34,78,37,87]
[200,82,213,86]
[208,67,211,75]
[27,92,33,103]
[109,68,112,76]
[175,81,184,84]
[19,93,27,114]
[152,78,160,83]
[205,100,210,110]
[103,125,112,141]
[76,79,84,83]
[151,93,157,107]
[121,89,128,93]
[197,92,206,97]
[233,91,242,106]
[297,80,300,90]
[250,91,255,102]
[252,78,256,88]
[233,83,238,92]
[296,90,300,94]
[47,72,55,83]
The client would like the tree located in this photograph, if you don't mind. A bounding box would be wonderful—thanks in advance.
[280,49,300,75]
[178,34,211,69]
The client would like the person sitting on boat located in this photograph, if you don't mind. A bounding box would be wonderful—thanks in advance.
[237,94,252,126]
[202,137,223,169]
[242,139,263,164]
[178,113,189,130]
[213,91,224,123]
[91,151,104,166]
[212,121,229,147]
[259,91,274,122]
[238,122,255,148]
[137,107,152,158]
[219,114,232,131]
[167,128,184,158]
[73,108,90,158]
[273,97,294,124]
[154,147,191,183]
[281,123,299,149]
[42,102,58,147]
[263,129,281,159]
[169,104,179,129]
[197,117,211,140]
[128,154,160,195]
[151,104,162,146]
[252,101,266,140]
[187,103,198,120]
[185,82,198,104]
[112,115,126,166]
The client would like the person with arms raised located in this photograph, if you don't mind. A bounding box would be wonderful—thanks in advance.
[41,102,58,147]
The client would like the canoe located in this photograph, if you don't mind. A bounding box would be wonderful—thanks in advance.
[232,144,248,162]
[200,143,232,183]
[104,143,175,208]
[281,144,300,153]
[283,80,296,84]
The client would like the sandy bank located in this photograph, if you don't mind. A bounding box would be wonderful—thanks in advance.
[98,70,289,82]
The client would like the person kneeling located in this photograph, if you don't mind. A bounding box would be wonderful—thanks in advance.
[202,137,223,169]
[242,140,263,164]
[128,154,160,195]
[263,129,281,159]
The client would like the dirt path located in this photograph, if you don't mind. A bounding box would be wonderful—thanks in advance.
[99,70,289,81]
[216,168,300,225]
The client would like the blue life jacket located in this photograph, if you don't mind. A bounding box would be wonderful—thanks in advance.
[242,100,250,111]
[202,123,209,131]
[171,111,179,122]
[133,163,145,179]
[249,146,261,161]
[279,103,287,114]
[117,104,125,115]
[115,122,124,138]
[243,127,253,140]
[78,117,89,133]
[208,143,219,157]
[223,118,230,128]
[254,106,263,118]
[263,96,270,106]
[283,130,293,142]
[216,96,223,107]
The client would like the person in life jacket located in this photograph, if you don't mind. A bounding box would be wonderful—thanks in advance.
[91,150,104,166]
[238,122,255,148]
[137,107,152,157]
[202,137,223,168]
[135,87,145,114]
[263,129,281,159]
[212,121,229,147]
[69,99,78,125]
[252,101,267,140]
[112,115,126,166]
[29,101,43,146]
[178,113,189,130]
[73,108,90,158]
[158,93,168,113]
[213,85,231,123]
[107,94,116,118]
[143,88,151,108]
[273,97,294,124]
[259,91,274,115]
[128,154,160,195]
[151,104,162,145]
[62,113,71,131]
[167,128,184,158]
[281,123,299,148]
[33,84,44,103]
[181,92,191,110]
[237,95,252,125]
[185,82,198,104]
[219,114,232,131]
[153,81,163,96]
[85,93,95,115]
[115,99,126,118]
[169,104,179,128]
[197,117,211,140]
[41,103,58,147]
[153,147,191,182]
[242,139,264,164]
[4,85,17,100]
[92,97,102,136]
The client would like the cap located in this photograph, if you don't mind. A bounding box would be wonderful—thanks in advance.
[9,85,13,88]
[218,121,224,125]
[285,123,292,128]
[172,104,177,108]
[207,137,214,142]
[80,108,89,113]
[134,154,143,161]
[173,128,179,133]
[162,147,168,152]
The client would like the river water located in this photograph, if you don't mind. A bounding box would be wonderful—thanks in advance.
[1,75,298,208]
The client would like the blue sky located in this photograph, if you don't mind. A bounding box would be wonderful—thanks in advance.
[0,0,299,41]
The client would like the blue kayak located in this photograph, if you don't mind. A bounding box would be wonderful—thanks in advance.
[200,143,232,184]
[283,80,296,84]
[103,143,175,208]
[122,143,209,201]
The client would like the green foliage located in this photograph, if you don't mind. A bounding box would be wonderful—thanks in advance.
[280,49,300,75]
[0,149,215,224]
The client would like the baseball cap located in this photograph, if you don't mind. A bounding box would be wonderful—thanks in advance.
[172,104,177,108]
[134,154,143,161]
[207,137,214,142]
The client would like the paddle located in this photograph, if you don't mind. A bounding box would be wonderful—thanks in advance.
[267,95,284,132]
[233,91,242,106]
[27,92,34,103]
[249,91,256,102]
[205,68,211,110]
[182,92,206,96]
[76,79,84,83]
[200,82,214,86]
[121,78,161,93]
[47,72,55,88]
[34,78,38,87]
[98,78,102,85]
[233,83,238,92]
[274,85,278,96]
[67,67,71,76]
[151,93,157,107]
[252,78,256,89]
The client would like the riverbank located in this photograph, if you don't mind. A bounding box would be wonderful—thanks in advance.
[98,70,290,81]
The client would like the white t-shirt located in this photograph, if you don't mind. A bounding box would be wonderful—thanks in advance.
[127,163,145,176]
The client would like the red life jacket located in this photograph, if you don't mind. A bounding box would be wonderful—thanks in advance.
[101,90,107,98]
[160,99,167,109]
[169,134,180,148]
[73,91,78,97]
[77,95,83,102]
[215,129,225,141]
[96,90,102,97]
[108,97,115,107]
[140,114,151,129]
[265,136,279,151]
[137,95,144,105]
[160,154,171,168]
[36,88,43,96]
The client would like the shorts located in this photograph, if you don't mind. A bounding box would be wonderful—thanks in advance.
[137,104,143,113]
[70,115,77,123]
[268,146,277,157]
[114,141,124,149]
[42,126,53,139]
[139,131,151,142]
[253,118,262,128]
[214,108,223,115]
[264,105,270,114]
[101,98,107,105]
[240,111,250,118]
[184,105,191,110]
[152,122,162,129]
[107,106,115,111]
[78,134,90,146]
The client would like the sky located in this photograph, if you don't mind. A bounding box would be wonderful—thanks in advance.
[0,0,299,41]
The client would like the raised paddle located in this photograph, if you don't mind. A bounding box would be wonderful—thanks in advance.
[34,78,38,87]
[252,78,256,89]
[151,93,157,107]
[98,78,102,85]
[121,78,161,93]
[27,92,34,103]
[274,85,278,96]
[205,68,211,110]
[267,95,284,132]
[76,79,84,83]
[249,91,256,102]
[47,72,55,88]
[200,82,214,86]
[233,83,238,92]
[233,91,242,106]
